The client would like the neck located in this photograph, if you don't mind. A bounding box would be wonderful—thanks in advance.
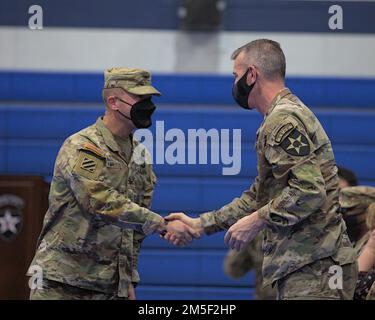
[255,82,285,116]
[103,111,133,139]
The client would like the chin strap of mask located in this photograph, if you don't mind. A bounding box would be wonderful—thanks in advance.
[116,97,133,121]
[117,109,132,121]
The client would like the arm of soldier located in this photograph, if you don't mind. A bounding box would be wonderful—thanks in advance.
[258,116,327,227]
[60,143,180,236]
[199,176,260,235]
[164,178,259,241]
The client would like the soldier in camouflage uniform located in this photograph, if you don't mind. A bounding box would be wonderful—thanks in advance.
[365,206,375,300]
[27,68,198,300]
[166,39,357,300]
[353,198,375,300]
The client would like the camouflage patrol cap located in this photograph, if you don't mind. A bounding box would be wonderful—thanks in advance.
[104,68,161,96]
[339,186,375,216]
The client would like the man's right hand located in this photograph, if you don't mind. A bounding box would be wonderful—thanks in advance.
[156,217,201,247]
[162,212,205,246]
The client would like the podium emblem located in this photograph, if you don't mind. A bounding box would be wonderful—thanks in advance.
[0,194,24,242]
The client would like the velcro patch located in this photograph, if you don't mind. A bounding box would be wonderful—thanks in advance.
[274,122,295,144]
[280,128,310,156]
[81,157,97,173]
[82,143,106,158]
[73,150,104,179]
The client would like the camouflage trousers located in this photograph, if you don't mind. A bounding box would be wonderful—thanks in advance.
[30,279,128,300]
[275,257,358,300]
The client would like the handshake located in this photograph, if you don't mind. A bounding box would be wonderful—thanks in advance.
[156,213,204,247]
[155,211,266,250]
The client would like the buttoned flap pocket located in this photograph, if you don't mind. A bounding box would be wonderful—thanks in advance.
[104,156,129,190]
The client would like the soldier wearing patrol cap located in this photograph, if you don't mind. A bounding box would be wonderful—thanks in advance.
[27,67,199,300]
[340,187,375,300]
[363,204,375,300]
[165,39,357,300]
[339,186,375,255]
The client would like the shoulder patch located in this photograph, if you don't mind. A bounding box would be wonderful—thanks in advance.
[81,143,106,158]
[274,122,295,144]
[73,150,104,180]
[280,128,310,156]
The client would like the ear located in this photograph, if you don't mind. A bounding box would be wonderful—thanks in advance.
[106,96,118,111]
[246,66,257,86]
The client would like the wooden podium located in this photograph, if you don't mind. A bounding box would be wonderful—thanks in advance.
[0,176,49,300]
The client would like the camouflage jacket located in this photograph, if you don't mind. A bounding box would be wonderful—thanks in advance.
[201,88,356,286]
[28,117,162,297]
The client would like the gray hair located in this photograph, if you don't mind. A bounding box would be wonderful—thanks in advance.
[231,39,286,81]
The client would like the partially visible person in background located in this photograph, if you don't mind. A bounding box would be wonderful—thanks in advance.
[338,166,358,189]
[339,186,375,300]
[339,186,375,254]
[355,202,375,300]
[224,234,276,300]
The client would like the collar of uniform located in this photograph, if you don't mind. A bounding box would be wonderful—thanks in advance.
[265,87,291,118]
[95,117,120,152]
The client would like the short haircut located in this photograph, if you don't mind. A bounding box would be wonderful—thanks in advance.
[231,39,286,81]
[102,87,124,106]
[338,166,358,186]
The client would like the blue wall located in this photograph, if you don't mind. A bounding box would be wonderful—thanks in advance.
[1,71,375,108]
[1,71,375,299]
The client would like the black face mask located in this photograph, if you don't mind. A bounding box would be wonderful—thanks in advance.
[116,97,156,129]
[232,69,255,109]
